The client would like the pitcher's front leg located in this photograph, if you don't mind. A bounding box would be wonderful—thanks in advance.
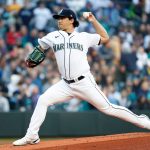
[13,80,73,146]
[26,80,73,138]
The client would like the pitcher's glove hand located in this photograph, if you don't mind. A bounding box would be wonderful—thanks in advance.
[25,46,46,68]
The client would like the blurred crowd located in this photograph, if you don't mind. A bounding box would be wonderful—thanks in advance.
[0,0,150,112]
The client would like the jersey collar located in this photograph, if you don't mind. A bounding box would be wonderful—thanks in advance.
[59,30,78,37]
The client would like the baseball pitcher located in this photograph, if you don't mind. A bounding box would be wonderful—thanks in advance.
[13,8,150,146]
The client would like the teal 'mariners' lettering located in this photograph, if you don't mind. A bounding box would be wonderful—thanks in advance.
[53,43,64,52]
[53,43,83,52]
[67,43,83,51]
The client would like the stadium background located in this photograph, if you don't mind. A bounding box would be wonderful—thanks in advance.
[0,0,150,139]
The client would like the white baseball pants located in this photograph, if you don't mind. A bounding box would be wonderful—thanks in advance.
[26,72,149,138]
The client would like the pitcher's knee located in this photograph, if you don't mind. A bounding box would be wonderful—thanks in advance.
[37,95,49,106]
[99,105,114,115]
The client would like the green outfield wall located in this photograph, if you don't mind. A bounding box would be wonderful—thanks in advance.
[0,110,149,137]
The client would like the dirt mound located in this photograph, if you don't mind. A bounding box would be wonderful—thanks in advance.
[0,132,150,150]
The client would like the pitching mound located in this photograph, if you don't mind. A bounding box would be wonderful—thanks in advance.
[0,132,150,150]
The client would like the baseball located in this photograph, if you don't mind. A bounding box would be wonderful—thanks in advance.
[83,12,90,18]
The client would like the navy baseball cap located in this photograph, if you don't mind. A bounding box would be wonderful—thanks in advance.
[53,8,79,27]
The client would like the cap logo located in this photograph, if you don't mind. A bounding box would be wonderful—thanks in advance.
[59,9,63,14]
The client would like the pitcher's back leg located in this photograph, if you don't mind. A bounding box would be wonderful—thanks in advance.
[73,73,150,130]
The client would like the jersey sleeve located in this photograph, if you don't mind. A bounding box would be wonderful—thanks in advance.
[38,33,53,49]
[83,32,101,47]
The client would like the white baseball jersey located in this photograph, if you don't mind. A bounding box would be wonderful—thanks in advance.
[38,30,100,80]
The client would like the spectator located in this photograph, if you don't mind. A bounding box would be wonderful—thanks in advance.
[144,24,150,49]
[108,36,121,65]
[19,25,29,47]
[0,81,9,112]
[0,38,7,57]
[18,0,34,27]
[27,28,38,47]
[64,98,82,112]
[30,85,40,110]
[66,0,86,11]
[137,79,150,109]
[0,19,7,39]
[33,1,52,31]
[107,85,120,105]
[144,0,150,15]
[6,0,22,14]
[121,44,138,72]
[118,89,129,108]
[99,41,114,64]
[136,46,148,70]
[143,60,150,78]
[0,95,10,112]
[6,25,21,51]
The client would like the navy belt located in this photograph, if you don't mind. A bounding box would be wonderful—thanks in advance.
[63,76,85,84]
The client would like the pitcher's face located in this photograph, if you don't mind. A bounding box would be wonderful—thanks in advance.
[57,17,73,31]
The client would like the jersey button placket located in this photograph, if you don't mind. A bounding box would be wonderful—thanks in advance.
[65,38,70,80]
[68,35,75,80]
